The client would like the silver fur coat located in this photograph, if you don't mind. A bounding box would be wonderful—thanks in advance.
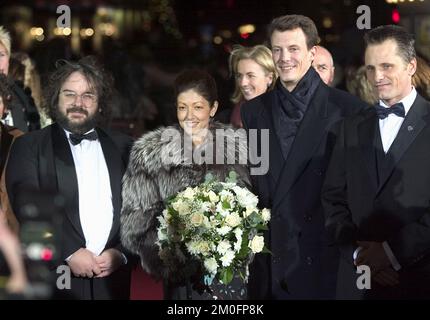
[120,121,250,283]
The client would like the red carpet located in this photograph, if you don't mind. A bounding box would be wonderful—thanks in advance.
[130,266,163,300]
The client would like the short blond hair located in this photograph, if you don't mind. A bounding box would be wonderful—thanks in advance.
[0,26,11,56]
[229,45,278,104]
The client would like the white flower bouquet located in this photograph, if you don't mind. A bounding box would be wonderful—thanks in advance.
[156,171,271,286]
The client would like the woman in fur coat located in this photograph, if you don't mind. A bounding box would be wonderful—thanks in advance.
[120,70,251,299]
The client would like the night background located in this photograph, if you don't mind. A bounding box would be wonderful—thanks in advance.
[0,0,428,136]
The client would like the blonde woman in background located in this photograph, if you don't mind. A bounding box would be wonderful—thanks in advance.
[413,55,430,100]
[346,65,378,105]
[229,45,277,127]
[10,52,51,127]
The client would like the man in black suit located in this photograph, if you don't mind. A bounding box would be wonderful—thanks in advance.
[6,57,132,299]
[241,15,367,299]
[322,25,430,299]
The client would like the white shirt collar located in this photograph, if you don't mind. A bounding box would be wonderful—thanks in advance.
[63,128,96,138]
[379,86,417,116]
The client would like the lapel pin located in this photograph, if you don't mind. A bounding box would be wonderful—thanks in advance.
[407,125,413,132]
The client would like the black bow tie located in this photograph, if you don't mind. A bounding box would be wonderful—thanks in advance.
[375,102,405,119]
[69,131,98,145]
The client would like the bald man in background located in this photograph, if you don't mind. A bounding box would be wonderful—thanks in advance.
[313,45,335,86]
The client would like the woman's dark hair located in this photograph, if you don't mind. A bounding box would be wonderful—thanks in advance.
[174,69,218,106]
[8,57,25,84]
[44,56,114,122]
[0,73,13,119]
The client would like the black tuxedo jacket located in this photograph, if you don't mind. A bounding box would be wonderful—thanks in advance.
[241,80,367,299]
[323,94,430,299]
[6,123,133,299]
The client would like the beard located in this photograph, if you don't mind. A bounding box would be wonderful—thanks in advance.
[55,106,99,134]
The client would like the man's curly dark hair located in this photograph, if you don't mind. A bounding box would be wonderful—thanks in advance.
[43,56,114,125]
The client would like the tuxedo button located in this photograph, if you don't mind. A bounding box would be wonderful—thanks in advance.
[273,257,281,264]
[304,214,312,222]
[306,256,313,265]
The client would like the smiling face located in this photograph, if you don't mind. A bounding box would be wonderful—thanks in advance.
[271,28,315,92]
[365,39,416,106]
[236,58,273,101]
[56,71,99,134]
[0,43,9,75]
[177,89,218,137]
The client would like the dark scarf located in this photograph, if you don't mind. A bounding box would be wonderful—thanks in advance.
[273,67,321,159]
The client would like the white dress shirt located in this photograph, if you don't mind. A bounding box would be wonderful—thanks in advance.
[379,87,417,153]
[65,129,113,256]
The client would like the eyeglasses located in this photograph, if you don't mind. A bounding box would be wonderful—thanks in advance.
[61,90,97,105]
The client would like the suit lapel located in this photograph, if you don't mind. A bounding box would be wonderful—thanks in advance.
[96,128,124,244]
[51,123,85,239]
[376,95,429,195]
[272,84,330,210]
[357,111,379,192]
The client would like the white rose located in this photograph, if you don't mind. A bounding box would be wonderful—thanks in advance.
[225,212,241,228]
[261,208,271,222]
[197,241,211,256]
[187,240,211,256]
[190,212,205,227]
[182,187,195,200]
[208,190,219,203]
[176,201,190,216]
[232,186,248,207]
[202,215,211,228]
[243,206,256,218]
[204,258,218,275]
[243,193,258,208]
[249,235,265,253]
[172,199,190,215]
[172,199,182,211]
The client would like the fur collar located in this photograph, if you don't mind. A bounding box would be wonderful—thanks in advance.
[129,121,248,175]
